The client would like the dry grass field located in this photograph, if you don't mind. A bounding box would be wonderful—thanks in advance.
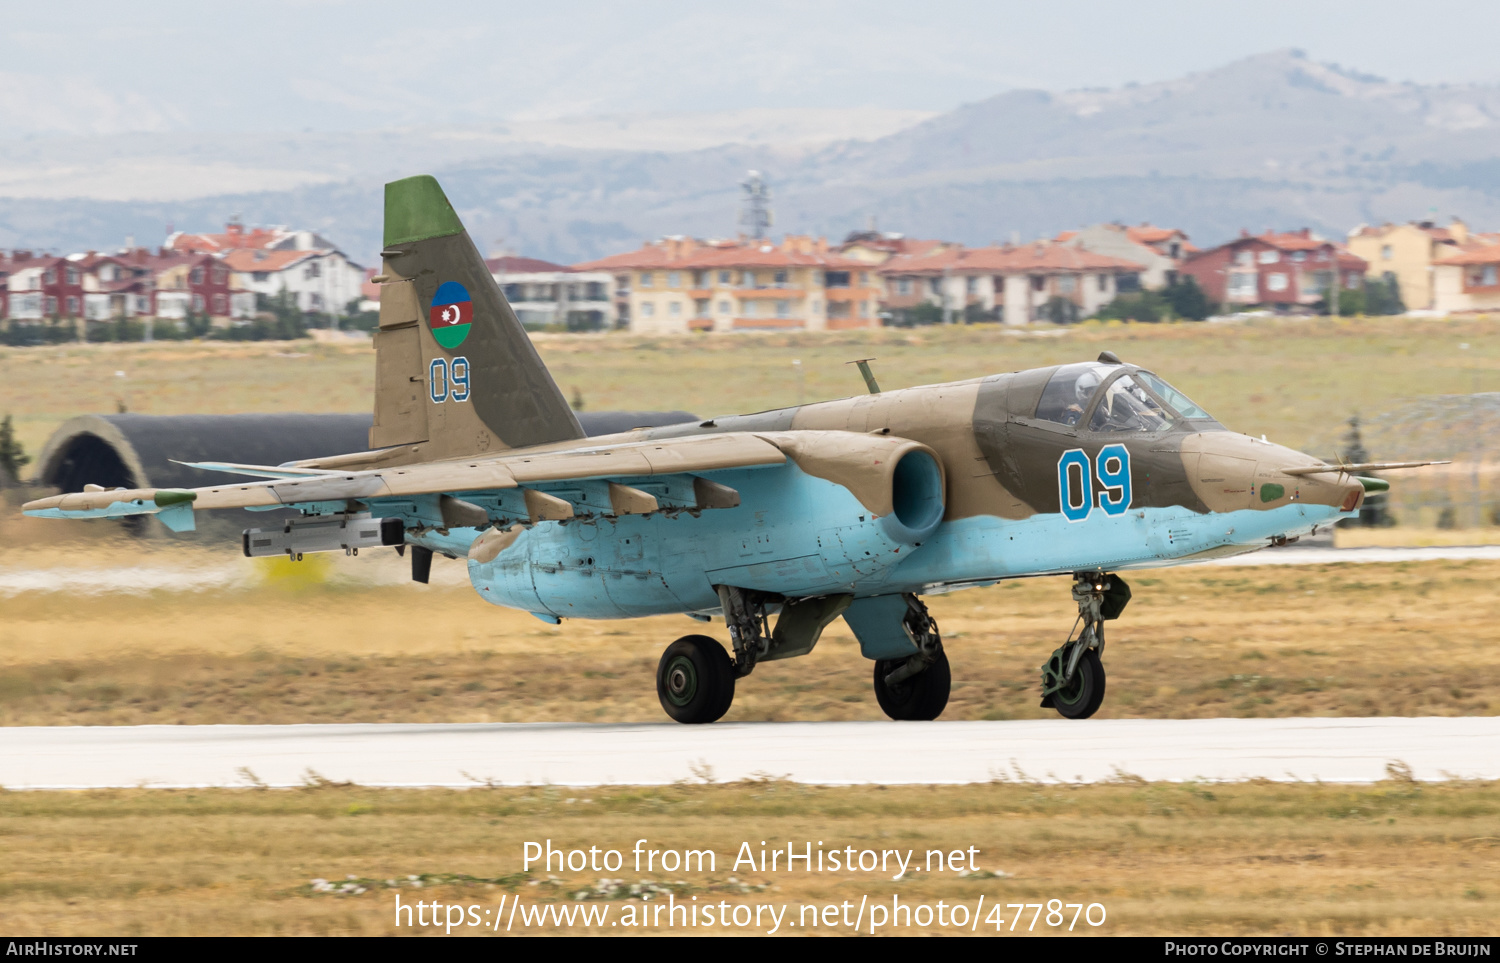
[1,779,1496,936]
[1,315,1497,464]
[2,540,1497,725]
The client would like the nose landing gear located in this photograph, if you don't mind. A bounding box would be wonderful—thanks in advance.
[1040,573,1129,720]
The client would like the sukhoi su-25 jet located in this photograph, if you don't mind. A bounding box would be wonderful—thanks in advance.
[25,175,1444,724]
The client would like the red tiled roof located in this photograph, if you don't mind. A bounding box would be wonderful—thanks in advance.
[1192,231,1363,266]
[573,244,685,272]
[1254,231,1325,251]
[575,240,865,272]
[486,256,574,273]
[673,247,866,270]
[880,244,1145,276]
[1126,225,1183,245]
[0,252,61,272]
[1433,242,1500,266]
[1353,222,1461,242]
[170,226,284,254]
[222,249,318,272]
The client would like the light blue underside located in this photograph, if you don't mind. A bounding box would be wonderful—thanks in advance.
[29,462,1347,630]
[400,463,1347,622]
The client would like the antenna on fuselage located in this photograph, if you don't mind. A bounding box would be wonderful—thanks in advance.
[847,358,881,394]
[1098,351,1123,364]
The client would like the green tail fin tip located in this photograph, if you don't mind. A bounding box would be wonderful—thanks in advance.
[384,175,465,247]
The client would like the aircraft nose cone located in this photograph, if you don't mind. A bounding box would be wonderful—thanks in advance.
[1255,443,1365,513]
[1183,433,1362,514]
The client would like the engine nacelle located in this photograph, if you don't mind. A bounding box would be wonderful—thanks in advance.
[758,431,947,544]
[243,513,404,558]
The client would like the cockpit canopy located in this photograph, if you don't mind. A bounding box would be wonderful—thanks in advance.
[1033,362,1213,431]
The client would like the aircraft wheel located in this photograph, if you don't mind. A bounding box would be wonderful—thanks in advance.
[873,648,951,721]
[1051,648,1106,719]
[656,635,735,724]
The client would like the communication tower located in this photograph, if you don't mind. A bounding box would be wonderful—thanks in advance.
[740,170,773,240]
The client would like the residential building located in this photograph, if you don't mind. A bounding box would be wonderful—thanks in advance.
[2,252,82,320]
[575,236,880,334]
[1179,230,1366,308]
[574,237,703,330]
[222,247,366,317]
[172,218,365,317]
[1346,219,1467,310]
[1431,241,1500,314]
[1058,223,1194,290]
[486,256,615,330]
[71,249,251,322]
[74,249,251,322]
[879,243,1145,326]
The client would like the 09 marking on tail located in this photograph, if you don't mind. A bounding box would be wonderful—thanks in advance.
[429,357,471,404]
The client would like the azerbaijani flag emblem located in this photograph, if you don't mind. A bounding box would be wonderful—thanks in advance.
[428,281,473,349]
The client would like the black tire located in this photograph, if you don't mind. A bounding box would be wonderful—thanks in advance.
[656,635,735,724]
[873,648,951,721]
[1052,648,1106,719]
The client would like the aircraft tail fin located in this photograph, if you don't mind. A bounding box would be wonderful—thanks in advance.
[369,175,584,458]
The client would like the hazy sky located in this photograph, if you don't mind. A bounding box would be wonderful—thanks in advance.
[5,0,1500,136]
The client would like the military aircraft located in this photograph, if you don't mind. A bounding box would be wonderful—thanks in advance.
[24,175,1443,725]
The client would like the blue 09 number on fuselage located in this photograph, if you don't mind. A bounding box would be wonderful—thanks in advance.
[429,356,471,403]
[1057,444,1132,522]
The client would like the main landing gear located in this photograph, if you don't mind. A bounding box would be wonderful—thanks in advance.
[873,594,950,721]
[1040,573,1130,720]
[653,589,952,724]
[653,586,771,724]
[656,635,736,724]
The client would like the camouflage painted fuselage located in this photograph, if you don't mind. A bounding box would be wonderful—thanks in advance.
[418,364,1361,627]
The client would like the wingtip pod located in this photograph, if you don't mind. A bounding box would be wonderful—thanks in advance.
[22,488,196,521]
[383,174,465,248]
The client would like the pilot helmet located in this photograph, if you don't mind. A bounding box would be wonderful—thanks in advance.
[1074,368,1102,404]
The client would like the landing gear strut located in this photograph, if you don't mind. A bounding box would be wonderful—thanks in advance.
[873,594,950,721]
[1040,573,1130,720]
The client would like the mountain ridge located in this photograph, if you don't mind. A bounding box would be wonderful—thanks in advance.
[6,50,1500,265]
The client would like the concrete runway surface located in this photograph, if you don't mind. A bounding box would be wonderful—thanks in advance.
[3,717,1497,789]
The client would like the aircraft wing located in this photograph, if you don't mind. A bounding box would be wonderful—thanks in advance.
[22,432,793,530]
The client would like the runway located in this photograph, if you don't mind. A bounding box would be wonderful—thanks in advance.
[3,717,1497,789]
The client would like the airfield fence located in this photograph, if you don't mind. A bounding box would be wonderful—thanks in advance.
[1305,393,1500,529]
